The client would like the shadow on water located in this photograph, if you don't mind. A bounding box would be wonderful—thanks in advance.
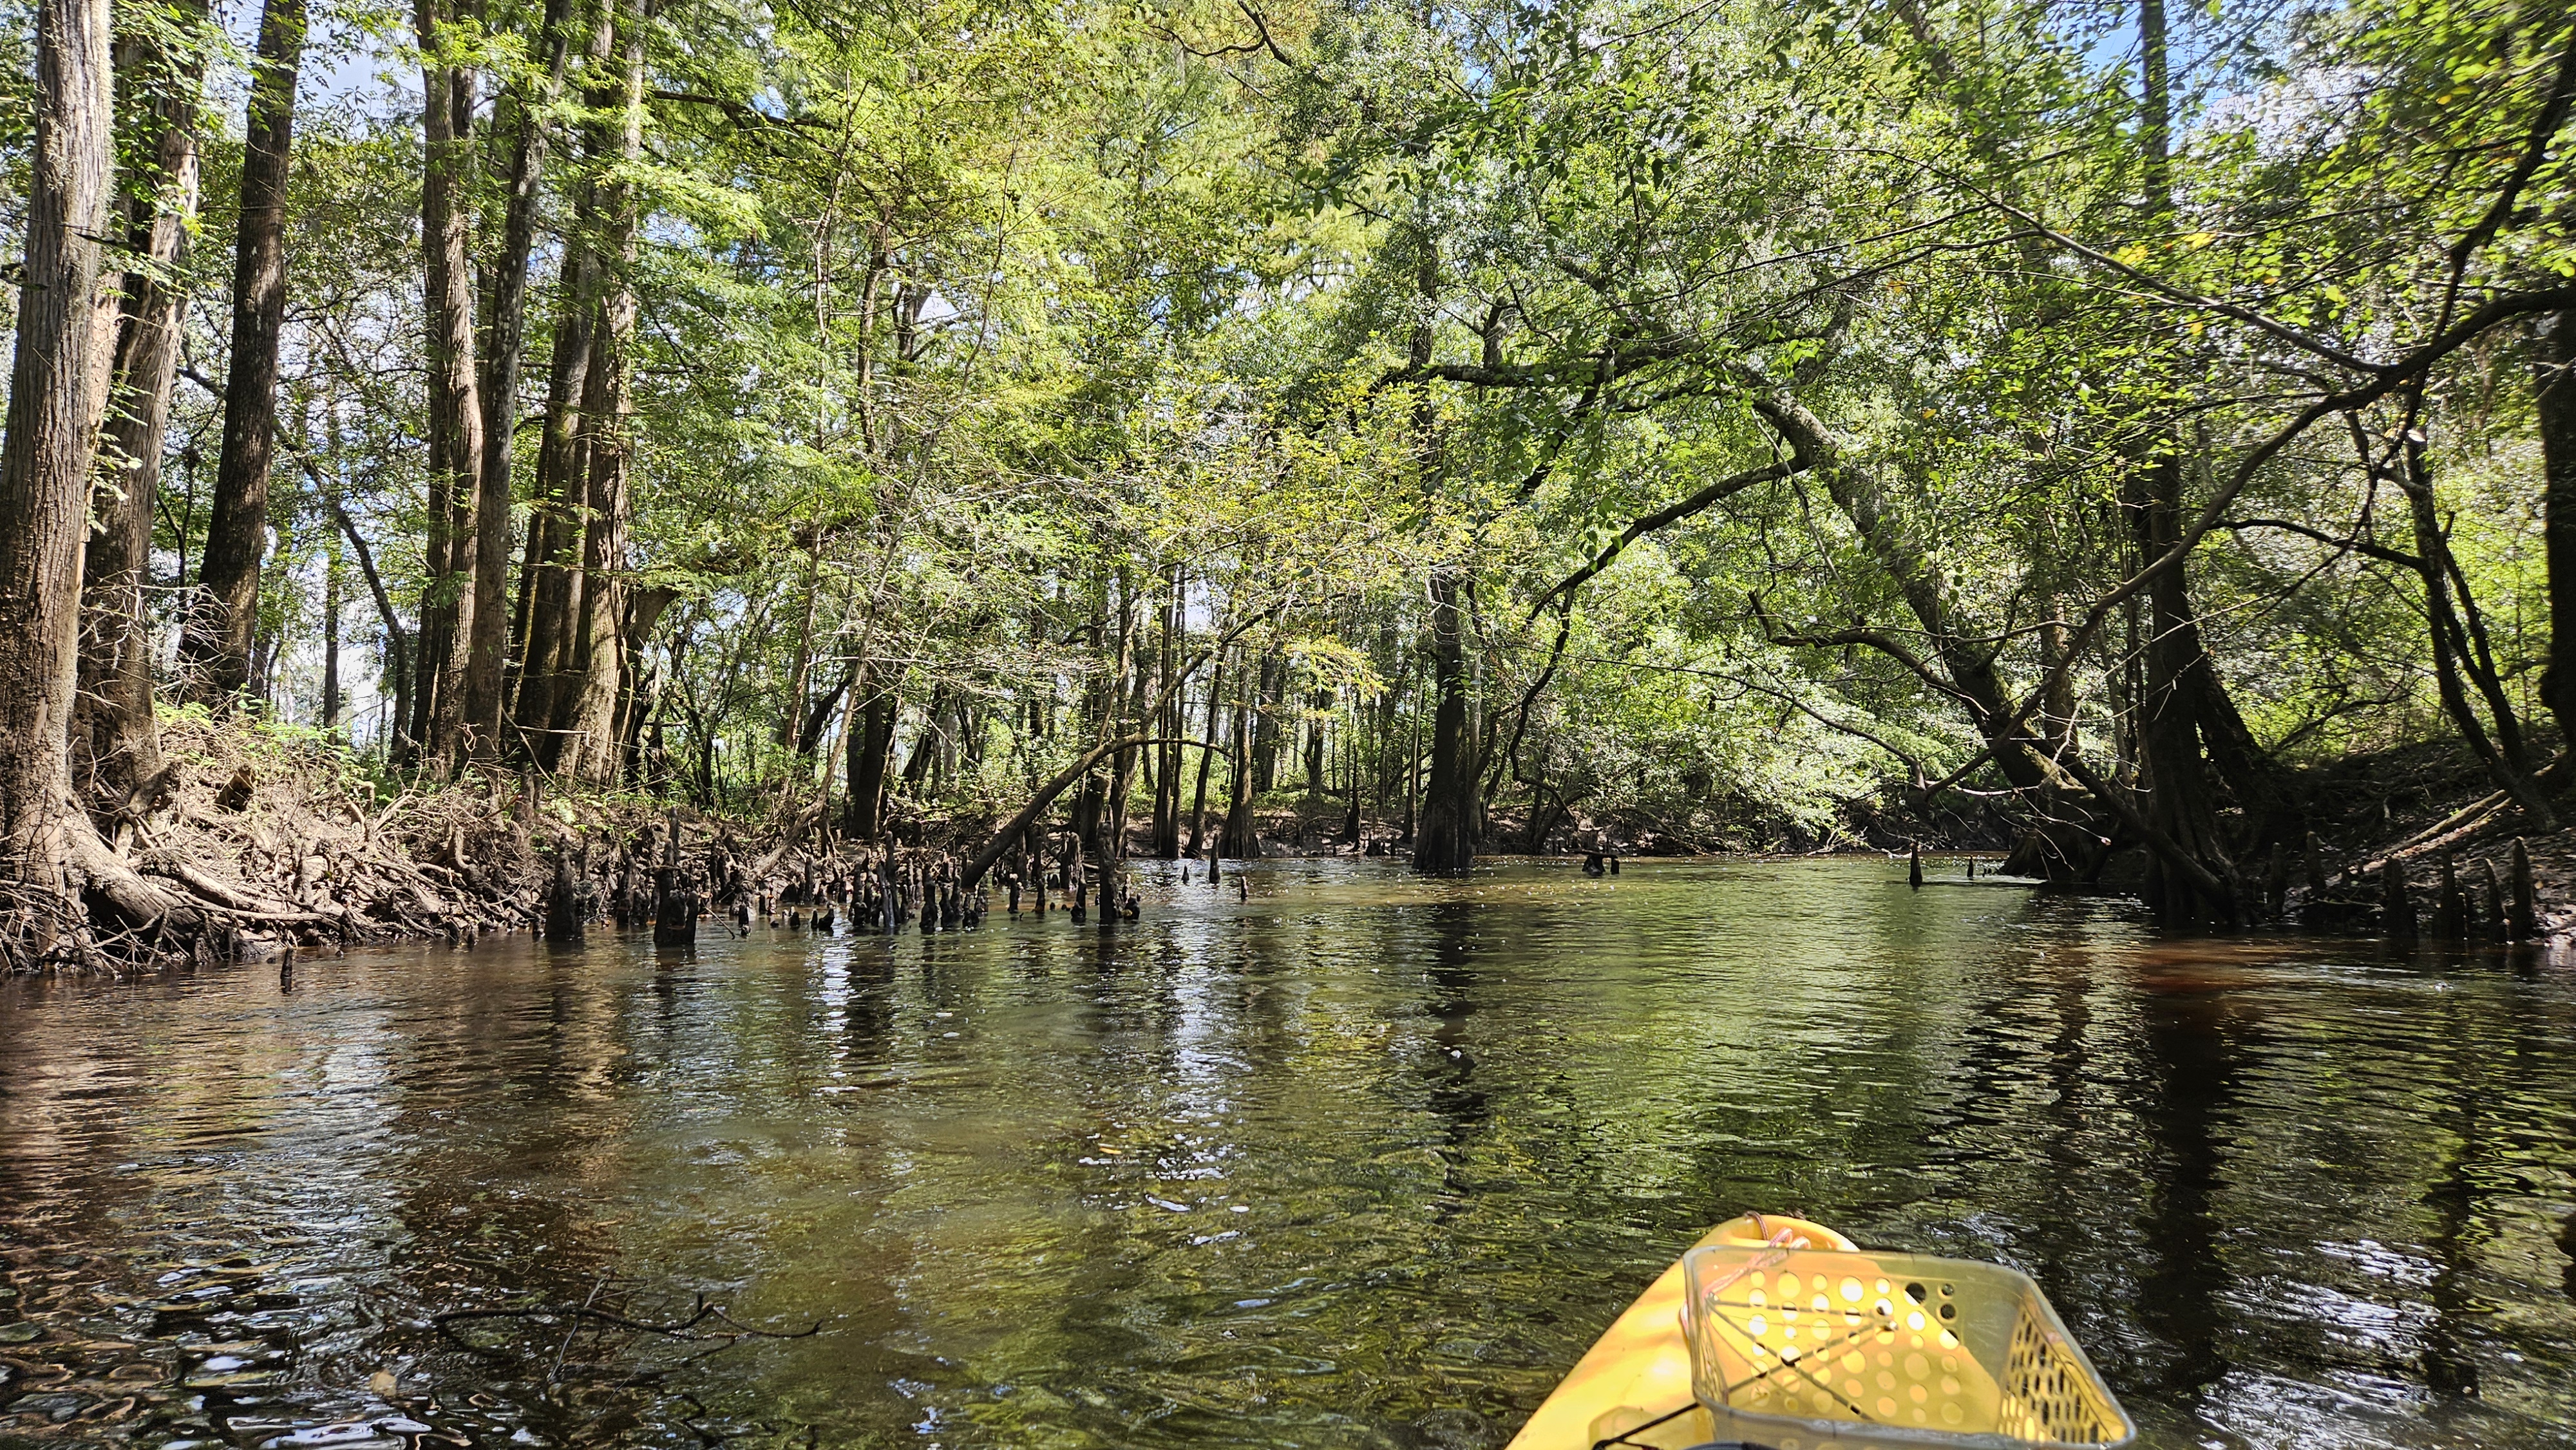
[0,858,2571,1447]
[1419,899,1491,1153]
[2125,948,2248,1403]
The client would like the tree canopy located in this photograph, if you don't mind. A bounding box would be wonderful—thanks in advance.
[2,0,2571,936]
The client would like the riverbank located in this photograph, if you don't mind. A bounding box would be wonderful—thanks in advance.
[2282,739,2576,945]
[30,717,2576,974]
[62,712,661,964]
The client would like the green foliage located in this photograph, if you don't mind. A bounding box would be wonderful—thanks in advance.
[99,0,2575,843]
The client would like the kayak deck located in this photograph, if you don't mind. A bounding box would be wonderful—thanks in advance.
[1508,1215,1858,1450]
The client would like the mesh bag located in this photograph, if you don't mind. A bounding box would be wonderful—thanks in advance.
[1679,1242,2132,1449]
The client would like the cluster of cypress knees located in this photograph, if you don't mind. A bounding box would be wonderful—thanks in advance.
[539,822,1257,950]
[739,852,992,937]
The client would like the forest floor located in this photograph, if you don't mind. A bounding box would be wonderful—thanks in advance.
[35,719,2576,972]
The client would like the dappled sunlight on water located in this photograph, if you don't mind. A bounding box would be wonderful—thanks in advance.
[1,858,2571,1447]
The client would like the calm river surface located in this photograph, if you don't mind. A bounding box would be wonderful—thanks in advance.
[1,858,2571,1449]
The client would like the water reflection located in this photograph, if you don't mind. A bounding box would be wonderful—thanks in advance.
[0,859,2570,1447]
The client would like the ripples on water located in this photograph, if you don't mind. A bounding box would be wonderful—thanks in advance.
[0,858,2570,1449]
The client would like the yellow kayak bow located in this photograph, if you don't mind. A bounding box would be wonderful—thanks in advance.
[1507,1214,2133,1450]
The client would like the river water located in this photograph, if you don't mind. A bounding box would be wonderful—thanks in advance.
[0,858,2570,1449]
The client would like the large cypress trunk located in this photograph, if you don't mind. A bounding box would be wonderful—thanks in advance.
[2537,311,2576,746]
[2115,0,2233,922]
[0,0,118,914]
[2126,447,2235,924]
[553,0,656,783]
[181,0,304,701]
[1403,232,1479,875]
[847,684,896,840]
[558,399,633,782]
[1412,568,1478,874]
[78,3,207,814]
[509,20,612,756]
[410,0,484,773]
[465,0,577,755]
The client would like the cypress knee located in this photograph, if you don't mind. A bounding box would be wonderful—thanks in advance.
[2432,855,2462,940]
[1908,842,1923,890]
[2380,860,2416,944]
[2508,838,2539,941]
[545,847,583,942]
[654,814,694,947]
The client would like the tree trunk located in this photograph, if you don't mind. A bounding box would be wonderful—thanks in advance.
[1251,652,1280,793]
[2126,444,2235,924]
[797,666,855,757]
[1151,570,1183,858]
[846,680,896,840]
[1403,230,1477,874]
[181,0,303,702]
[2537,312,2576,749]
[410,0,484,773]
[510,250,601,751]
[775,547,822,750]
[2037,611,2078,757]
[2401,430,2555,824]
[614,585,676,784]
[1185,656,1224,856]
[1,0,118,911]
[1403,700,1418,841]
[1303,688,1327,798]
[556,378,632,782]
[77,3,206,813]
[328,493,410,752]
[901,684,946,790]
[1342,704,1363,841]
[961,730,1181,890]
[1413,568,1479,873]
[508,0,612,754]
[1223,658,1256,858]
[552,0,654,784]
[466,0,576,755]
[321,552,341,728]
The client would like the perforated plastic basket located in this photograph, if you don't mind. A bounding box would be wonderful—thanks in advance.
[1679,1241,2133,1449]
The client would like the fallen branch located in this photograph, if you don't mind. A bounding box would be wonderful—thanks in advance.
[433,1294,820,1351]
